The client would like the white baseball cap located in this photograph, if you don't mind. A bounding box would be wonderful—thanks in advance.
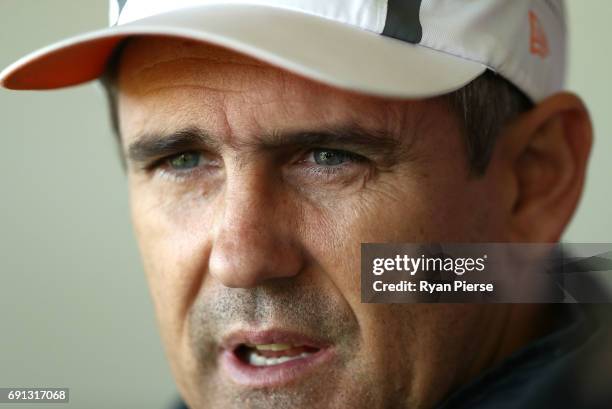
[0,0,566,101]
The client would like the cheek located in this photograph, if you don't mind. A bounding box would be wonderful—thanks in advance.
[129,182,214,340]
[296,164,494,357]
[295,187,492,402]
[299,167,487,296]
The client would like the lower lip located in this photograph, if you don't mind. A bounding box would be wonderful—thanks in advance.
[221,347,335,388]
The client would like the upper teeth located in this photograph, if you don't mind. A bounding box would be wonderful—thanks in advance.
[244,343,315,367]
[247,350,312,367]
[250,343,295,351]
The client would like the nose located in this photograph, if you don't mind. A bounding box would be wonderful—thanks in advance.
[208,169,304,288]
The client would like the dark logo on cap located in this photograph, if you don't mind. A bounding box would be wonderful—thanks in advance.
[382,0,423,44]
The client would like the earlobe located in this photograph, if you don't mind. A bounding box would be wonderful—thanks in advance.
[500,92,593,242]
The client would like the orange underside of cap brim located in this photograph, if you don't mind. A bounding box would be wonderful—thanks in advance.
[3,36,125,90]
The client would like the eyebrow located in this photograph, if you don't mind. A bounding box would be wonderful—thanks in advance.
[126,123,410,167]
[127,127,220,164]
[262,126,404,158]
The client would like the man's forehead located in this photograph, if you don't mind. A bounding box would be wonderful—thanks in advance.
[118,37,273,94]
[116,36,445,146]
[120,37,270,74]
[117,36,417,106]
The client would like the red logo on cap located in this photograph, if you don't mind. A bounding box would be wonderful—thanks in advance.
[529,10,549,58]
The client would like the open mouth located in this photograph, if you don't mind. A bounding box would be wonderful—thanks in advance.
[220,330,334,387]
[235,343,321,367]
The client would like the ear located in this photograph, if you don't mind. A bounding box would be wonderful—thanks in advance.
[494,92,593,242]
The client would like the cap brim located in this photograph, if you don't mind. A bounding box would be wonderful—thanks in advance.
[0,4,486,98]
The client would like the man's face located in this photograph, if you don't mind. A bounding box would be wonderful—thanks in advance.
[118,37,509,409]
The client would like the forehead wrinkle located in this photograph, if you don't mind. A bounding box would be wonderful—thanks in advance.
[146,52,265,67]
[132,84,247,98]
[125,56,271,80]
[120,53,280,96]
[120,36,268,68]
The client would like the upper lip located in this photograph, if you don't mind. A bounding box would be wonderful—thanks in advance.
[220,328,330,352]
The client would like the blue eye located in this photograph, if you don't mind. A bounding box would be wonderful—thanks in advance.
[168,152,201,170]
[312,149,356,166]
